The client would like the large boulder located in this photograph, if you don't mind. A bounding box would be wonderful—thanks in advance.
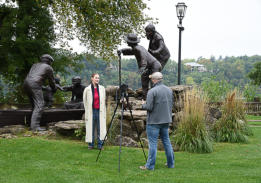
[0,125,26,135]
[113,119,136,138]
[208,107,222,119]
[105,85,119,98]
[55,120,84,135]
[121,110,147,121]
[105,86,135,99]
[134,88,143,99]
[170,85,193,112]
[127,97,143,110]
[114,135,138,147]
[0,133,17,139]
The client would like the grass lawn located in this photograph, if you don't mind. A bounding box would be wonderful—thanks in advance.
[246,115,261,126]
[246,115,261,121]
[0,127,261,183]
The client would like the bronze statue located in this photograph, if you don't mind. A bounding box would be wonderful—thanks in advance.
[118,33,162,99]
[23,54,57,131]
[145,24,170,69]
[42,77,63,108]
[62,76,86,109]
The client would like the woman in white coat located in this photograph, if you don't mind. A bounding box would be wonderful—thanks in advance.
[83,73,106,149]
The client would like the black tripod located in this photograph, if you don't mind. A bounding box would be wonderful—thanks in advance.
[96,54,147,173]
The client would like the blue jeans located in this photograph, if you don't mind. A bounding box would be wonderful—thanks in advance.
[88,109,103,149]
[146,123,174,170]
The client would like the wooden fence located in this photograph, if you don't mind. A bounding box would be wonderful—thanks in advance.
[245,102,261,115]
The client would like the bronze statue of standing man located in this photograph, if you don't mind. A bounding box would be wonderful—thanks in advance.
[118,33,162,100]
[145,24,170,70]
[23,54,57,131]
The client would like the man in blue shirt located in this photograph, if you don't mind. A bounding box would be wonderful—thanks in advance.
[140,72,174,170]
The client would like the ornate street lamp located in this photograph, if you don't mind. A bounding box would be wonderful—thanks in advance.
[176,2,187,85]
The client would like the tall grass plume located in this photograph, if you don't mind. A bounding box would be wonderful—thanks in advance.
[212,90,253,143]
[174,89,213,153]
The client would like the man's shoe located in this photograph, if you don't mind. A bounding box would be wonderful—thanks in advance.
[88,146,94,150]
[165,162,174,168]
[97,146,104,150]
[32,127,46,132]
[139,165,148,170]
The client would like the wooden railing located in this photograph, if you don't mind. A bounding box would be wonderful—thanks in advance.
[208,102,261,115]
[245,102,261,115]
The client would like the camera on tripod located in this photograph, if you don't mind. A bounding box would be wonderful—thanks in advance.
[119,84,128,97]
[96,51,147,172]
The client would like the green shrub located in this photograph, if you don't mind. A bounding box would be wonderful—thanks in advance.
[243,84,258,102]
[201,76,232,102]
[74,124,86,140]
[212,90,253,143]
[174,89,213,153]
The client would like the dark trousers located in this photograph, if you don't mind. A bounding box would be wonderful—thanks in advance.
[141,73,150,100]
[24,81,44,130]
[141,64,162,100]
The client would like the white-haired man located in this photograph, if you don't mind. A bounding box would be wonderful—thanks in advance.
[140,72,174,170]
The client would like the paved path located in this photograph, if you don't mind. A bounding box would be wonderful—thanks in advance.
[248,120,261,122]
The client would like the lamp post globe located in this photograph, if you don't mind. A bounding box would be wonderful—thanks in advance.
[176,2,187,85]
[176,2,187,23]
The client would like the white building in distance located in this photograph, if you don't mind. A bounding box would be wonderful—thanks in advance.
[184,62,207,72]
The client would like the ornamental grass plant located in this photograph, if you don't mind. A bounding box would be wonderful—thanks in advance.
[174,89,213,153]
[212,90,253,143]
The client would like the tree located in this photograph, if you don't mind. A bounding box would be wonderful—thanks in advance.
[248,62,261,85]
[185,76,194,85]
[38,0,151,60]
[201,76,232,102]
[0,0,58,102]
[0,0,150,102]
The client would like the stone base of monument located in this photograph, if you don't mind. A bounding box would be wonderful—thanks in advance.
[1,85,213,151]
[0,108,84,128]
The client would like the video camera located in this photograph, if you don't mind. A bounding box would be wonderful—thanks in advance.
[120,84,128,95]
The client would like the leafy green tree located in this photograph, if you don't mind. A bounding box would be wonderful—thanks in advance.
[243,84,258,102]
[0,0,58,102]
[248,62,261,85]
[38,0,151,60]
[201,76,232,102]
[1,0,150,102]
[185,76,194,85]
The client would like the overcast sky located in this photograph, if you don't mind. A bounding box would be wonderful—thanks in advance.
[71,0,261,61]
[141,0,261,60]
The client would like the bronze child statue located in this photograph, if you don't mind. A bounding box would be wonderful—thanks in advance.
[42,77,63,108]
[62,76,86,109]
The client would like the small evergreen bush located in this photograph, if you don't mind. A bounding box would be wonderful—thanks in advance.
[174,89,213,153]
[212,90,253,143]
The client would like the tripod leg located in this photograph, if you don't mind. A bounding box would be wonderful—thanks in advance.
[126,97,147,162]
[118,99,125,173]
[96,101,119,162]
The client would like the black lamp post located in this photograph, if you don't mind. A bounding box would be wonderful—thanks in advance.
[176,2,187,85]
